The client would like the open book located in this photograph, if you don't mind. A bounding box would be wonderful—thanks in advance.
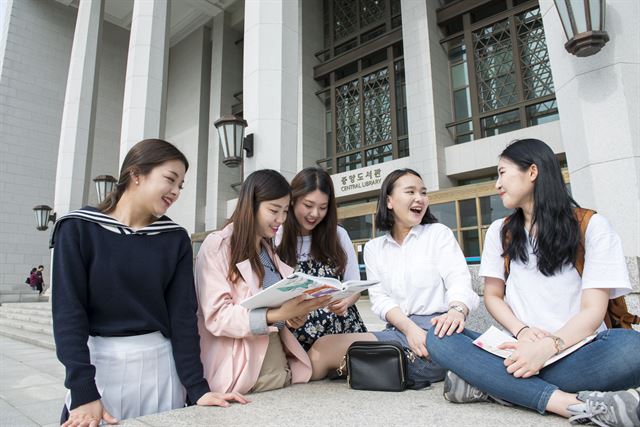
[472,326,596,367]
[240,272,379,310]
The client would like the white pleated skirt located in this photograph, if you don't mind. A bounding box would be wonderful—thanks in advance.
[65,332,186,421]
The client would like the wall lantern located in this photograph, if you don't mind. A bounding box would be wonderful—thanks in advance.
[34,174,117,231]
[33,205,56,231]
[554,0,609,57]
[93,174,117,204]
[214,115,254,168]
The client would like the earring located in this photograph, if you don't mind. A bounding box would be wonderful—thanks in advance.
[136,180,139,185]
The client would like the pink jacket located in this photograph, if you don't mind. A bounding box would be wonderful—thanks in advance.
[194,223,312,393]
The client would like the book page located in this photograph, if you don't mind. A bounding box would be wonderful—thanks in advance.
[240,273,379,309]
[472,325,597,367]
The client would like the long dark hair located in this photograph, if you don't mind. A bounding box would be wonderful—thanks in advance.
[227,169,291,284]
[375,168,438,231]
[277,167,347,277]
[97,139,189,213]
[500,139,580,276]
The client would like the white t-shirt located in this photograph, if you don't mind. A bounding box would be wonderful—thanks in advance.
[479,214,632,333]
[274,226,360,281]
[364,223,479,322]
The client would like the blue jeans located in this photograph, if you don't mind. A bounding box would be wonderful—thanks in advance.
[373,314,447,386]
[427,328,640,414]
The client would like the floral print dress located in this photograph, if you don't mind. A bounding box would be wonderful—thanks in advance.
[290,259,367,351]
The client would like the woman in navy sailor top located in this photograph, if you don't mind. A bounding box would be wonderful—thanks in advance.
[52,139,247,426]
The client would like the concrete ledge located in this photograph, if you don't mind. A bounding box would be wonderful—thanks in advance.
[128,380,566,426]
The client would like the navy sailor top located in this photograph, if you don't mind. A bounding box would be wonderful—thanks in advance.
[51,206,210,409]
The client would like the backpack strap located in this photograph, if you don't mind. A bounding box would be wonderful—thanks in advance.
[502,216,512,280]
[572,207,596,275]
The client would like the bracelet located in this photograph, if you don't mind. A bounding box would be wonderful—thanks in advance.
[448,304,467,321]
[515,325,529,339]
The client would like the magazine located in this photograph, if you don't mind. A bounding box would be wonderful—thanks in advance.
[472,325,596,367]
[240,272,379,310]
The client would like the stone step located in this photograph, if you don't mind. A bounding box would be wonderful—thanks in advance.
[0,324,55,350]
[0,310,52,325]
[0,292,49,303]
[0,317,54,335]
[0,306,53,318]
[1,301,52,310]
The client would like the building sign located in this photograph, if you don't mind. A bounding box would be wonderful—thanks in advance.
[332,158,411,198]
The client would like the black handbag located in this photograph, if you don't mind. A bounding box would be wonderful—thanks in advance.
[340,341,430,392]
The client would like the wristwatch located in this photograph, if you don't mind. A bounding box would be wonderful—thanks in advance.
[448,304,466,320]
[546,335,566,355]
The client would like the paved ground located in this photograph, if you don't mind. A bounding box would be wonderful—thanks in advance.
[0,299,569,426]
[0,336,66,427]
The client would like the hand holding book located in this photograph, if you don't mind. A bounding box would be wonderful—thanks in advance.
[473,326,596,372]
[241,272,379,310]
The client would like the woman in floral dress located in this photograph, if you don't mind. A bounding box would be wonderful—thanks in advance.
[276,167,367,351]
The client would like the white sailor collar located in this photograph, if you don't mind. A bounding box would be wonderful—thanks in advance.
[50,207,186,248]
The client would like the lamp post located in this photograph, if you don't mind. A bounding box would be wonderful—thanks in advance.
[93,174,117,204]
[554,0,609,57]
[33,205,56,231]
[213,115,254,168]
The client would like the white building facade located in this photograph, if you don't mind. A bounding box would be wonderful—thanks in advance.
[0,0,638,295]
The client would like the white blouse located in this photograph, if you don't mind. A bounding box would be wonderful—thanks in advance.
[364,223,479,322]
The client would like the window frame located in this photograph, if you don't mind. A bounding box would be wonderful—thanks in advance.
[439,0,558,144]
[316,0,408,174]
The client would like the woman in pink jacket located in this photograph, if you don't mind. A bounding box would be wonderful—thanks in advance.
[195,169,331,394]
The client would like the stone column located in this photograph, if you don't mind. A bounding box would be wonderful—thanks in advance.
[205,11,243,230]
[540,0,640,257]
[54,0,103,216]
[400,0,455,191]
[119,0,170,164]
[242,0,299,179]
[297,0,324,170]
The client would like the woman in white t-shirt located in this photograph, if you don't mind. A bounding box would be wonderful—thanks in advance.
[307,168,479,386]
[276,167,367,351]
[427,139,640,426]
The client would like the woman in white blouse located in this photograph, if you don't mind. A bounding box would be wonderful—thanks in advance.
[308,168,479,385]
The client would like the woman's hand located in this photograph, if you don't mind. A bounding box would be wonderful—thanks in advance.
[517,327,550,342]
[62,399,117,427]
[268,295,332,323]
[430,310,466,338]
[196,391,250,407]
[327,294,359,316]
[285,314,308,329]
[499,338,557,378]
[405,322,428,358]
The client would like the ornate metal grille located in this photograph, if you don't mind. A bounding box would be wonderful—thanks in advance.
[334,0,358,41]
[443,3,558,144]
[318,0,406,173]
[473,19,517,113]
[363,68,391,146]
[336,79,361,153]
[517,8,554,100]
[360,0,385,27]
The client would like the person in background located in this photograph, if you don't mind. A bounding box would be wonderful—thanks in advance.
[35,265,45,294]
[28,267,37,290]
